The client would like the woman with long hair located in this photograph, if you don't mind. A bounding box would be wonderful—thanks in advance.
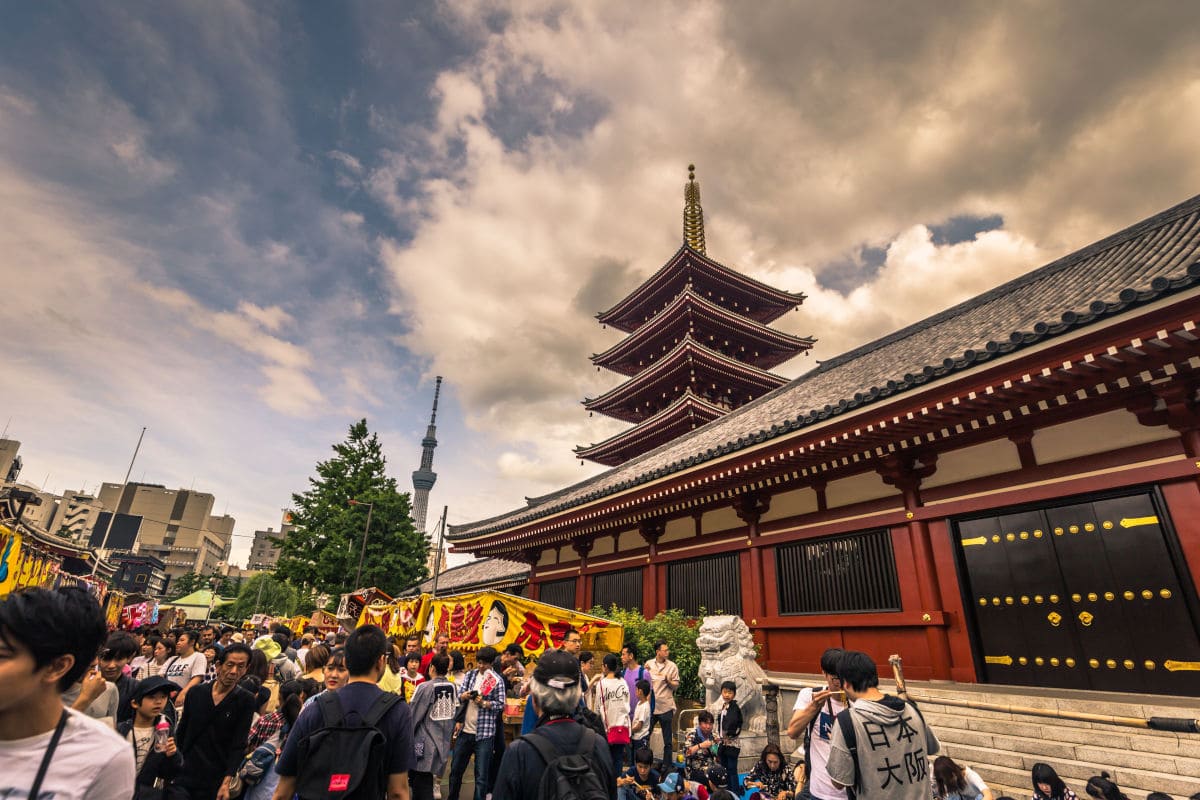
[933,756,992,800]
[243,679,311,800]
[596,653,632,775]
[744,742,795,800]
[1084,773,1129,800]
[142,636,175,678]
[1032,763,1078,800]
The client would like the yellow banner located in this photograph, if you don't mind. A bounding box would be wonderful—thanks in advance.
[423,591,622,658]
[358,594,430,636]
[356,591,623,658]
[0,527,57,598]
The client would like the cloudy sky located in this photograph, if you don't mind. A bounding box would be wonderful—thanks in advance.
[3,1,1200,568]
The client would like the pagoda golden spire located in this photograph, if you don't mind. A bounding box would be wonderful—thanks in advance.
[683,163,707,255]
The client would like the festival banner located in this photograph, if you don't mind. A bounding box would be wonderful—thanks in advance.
[420,591,622,658]
[358,594,429,637]
[0,526,57,597]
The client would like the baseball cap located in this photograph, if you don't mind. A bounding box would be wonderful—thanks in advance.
[532,650,580,689]
[132,675,178,702]
[707,764,729,787]
[658,773,682,793]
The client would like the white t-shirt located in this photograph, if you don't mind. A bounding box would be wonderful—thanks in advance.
[163,652,207,689]
[632,698,651,737]
[0,708,135,799]
[126,725,155,773]
[793,687,848,800]
[596,677,631,730]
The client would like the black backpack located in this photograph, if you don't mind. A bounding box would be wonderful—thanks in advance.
[523,725,610,800]
[295,690,401,800]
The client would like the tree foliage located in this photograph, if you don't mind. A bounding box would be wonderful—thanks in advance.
[168,571,237,599]
[274,419,429,598]
[224,573,301,620]
[590,605,705,702]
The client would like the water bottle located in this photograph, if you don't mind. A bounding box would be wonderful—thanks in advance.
[152,715,170,752]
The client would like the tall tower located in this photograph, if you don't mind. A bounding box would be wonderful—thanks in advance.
[575,167,815,466]
[411,376,443,536]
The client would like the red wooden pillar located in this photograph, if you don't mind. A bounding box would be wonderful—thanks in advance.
[522,547,541,600]
[639,519,664,617]
[734,493,771,627]
[572,539,592,611]
[880,453,953,680]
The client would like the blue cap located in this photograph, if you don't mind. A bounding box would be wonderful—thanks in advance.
[658,772,682,793]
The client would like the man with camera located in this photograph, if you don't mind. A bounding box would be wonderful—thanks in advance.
[446,646,505,800]
[787,648,848,800]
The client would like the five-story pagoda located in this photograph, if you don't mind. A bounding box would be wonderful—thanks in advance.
[576,167,815,466]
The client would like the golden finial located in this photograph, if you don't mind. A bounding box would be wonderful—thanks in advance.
[683,163,706,255]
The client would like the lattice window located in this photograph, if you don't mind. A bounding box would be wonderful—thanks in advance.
[538,577,578,609]
[776,529,901,615]
[592,568,643,611]
[667,553,742,616]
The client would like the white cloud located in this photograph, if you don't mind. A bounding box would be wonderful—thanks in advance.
[376,0,1200,515]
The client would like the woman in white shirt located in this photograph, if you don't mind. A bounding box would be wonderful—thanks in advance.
[596,653,632,776]
[163,630,207,708]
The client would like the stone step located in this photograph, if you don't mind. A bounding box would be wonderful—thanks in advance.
[912,694,1199,739]
[939,743,1200,798]
[922,709,1200,762]
[922,707,1200,759]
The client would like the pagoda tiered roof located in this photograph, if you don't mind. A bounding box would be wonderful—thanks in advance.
[595,245,805,333]
[591,287,815,376]
[574,390,727,466]
[582,336,787,422]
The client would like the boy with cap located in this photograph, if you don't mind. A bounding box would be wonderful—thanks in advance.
[492,650,616,800]
[117,676,184,799]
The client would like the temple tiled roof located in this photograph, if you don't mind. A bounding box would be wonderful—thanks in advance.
[403,557,529,596]
[452,193,1200,541]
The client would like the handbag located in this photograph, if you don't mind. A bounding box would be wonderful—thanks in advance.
[600,680,631,745]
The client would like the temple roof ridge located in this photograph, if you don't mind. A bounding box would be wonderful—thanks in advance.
[574,390,727,466]
[582,335,789,418]
[591,285,815,374]
[595,245,805,333]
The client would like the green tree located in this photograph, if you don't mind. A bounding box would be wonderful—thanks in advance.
[225,573,301,620]
[274,419,429,597]
[168,571,207,598]
[590,606,705,703]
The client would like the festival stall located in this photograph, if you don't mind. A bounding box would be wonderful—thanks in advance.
[356,590,623,658]
[120,599,160,629]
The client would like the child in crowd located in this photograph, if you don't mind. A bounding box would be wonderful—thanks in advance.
[1085,773,1129,800]
[400,651,426,701]
[1032,763,1078,800]
[714,680,742,790]
[744,743,795,800]
[683,710,718,782]
[617,747,661,800]
[630,679,652,759]
[932,755,992,800]
[116,676,183,800]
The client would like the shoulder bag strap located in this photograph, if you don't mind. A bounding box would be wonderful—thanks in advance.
[523,728,563,766]
[364,691,400,728]
[29,710,69,800]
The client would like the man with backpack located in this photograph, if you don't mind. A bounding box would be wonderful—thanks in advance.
[272,624,412,800]
[786,648,847,800]
[491,650,616,800]
[825,651,939,800]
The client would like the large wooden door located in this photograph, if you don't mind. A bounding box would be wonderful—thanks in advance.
[956,490,1200,695]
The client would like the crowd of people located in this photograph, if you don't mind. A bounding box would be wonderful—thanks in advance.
[0,586,1193,800]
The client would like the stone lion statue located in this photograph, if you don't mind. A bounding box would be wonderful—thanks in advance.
[696,614,767,734]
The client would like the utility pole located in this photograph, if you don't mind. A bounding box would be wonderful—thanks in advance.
[349,499,374,590]
[91,426,147,577]
[430,505,448,598]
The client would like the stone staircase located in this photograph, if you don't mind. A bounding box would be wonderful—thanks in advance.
[769,674,1200,800]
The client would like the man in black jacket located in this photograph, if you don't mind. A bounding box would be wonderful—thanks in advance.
[175,643,255,800]
[492,650,616,800]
